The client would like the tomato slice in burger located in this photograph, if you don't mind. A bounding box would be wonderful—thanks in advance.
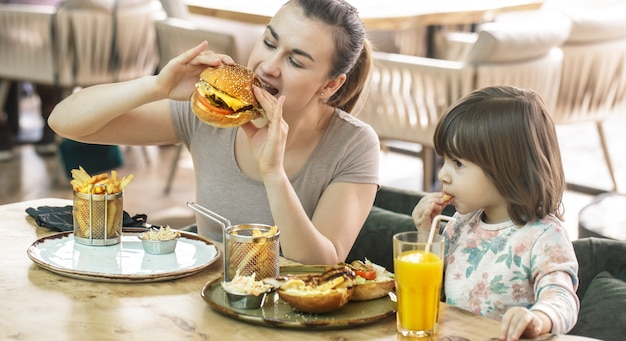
[349,260,377,280]
[195,89,235,115]
[355,269,377,281]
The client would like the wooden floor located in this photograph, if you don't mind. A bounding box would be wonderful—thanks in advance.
[2,94,625,240]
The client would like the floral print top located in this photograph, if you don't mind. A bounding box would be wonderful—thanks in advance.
[443,210,580,334]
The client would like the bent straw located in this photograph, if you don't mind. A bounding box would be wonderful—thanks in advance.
[425,214,455,254]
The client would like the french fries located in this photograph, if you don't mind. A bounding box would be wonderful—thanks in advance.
[71,166,134,194]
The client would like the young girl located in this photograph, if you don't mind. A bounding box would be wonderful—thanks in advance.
[48,0,379,265]
[412,86,579,341]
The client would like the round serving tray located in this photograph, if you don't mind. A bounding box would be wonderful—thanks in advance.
[27,228,220,283]
[201,265,397,329]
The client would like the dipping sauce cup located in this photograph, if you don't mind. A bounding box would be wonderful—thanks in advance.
[393,231,444,337]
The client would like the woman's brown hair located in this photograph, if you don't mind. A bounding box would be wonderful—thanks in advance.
[434,85,565,225]
[290,0,372,113]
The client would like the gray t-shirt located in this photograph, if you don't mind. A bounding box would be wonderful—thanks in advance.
[170,100,380,241]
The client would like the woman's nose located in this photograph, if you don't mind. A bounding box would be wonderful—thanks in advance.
[260,54,281,78]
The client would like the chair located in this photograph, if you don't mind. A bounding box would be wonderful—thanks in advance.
[0,0,160,94]
[0,1,160,181]
[156,0,264,64]
[0,3,58,105]
[551,4,626,193]
[154,17,236,69]
[491,4,626,193]
[569,237,626,341]
[358,12,570,191]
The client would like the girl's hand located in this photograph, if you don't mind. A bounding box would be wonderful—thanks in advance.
[241,86,288,177]
[499,307,551,341]
[411,192,452,231]
[155,41,235,101]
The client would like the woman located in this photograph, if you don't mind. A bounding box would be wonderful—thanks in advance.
[49,0,380,265]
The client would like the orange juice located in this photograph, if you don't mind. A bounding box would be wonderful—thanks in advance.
[394,250,444,335]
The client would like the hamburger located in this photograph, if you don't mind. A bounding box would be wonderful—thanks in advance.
[263,265,356,314]
[346,259,395,301]
[191,64,264,128]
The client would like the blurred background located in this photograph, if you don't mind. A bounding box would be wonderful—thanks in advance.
[2,0,625,241]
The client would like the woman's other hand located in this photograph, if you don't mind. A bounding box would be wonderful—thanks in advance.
[241,85,288,178]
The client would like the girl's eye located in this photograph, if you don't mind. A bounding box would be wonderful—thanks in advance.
[453,159,463,168]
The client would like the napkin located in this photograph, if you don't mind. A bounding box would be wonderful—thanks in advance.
[25,205,148,232]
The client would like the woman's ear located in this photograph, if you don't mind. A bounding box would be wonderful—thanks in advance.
[318,74,347,99]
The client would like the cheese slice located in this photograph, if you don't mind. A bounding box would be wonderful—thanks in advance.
[196,82,249,112]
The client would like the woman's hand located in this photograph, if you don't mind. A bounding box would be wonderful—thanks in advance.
[499,307,552,341]
[241,86,288,178]
[411,192,452,231]
[155,41,235,101]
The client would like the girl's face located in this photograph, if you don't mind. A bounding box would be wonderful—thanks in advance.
[247,3,337,114]
[438,156,510,224]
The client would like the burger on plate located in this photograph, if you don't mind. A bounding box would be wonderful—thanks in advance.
[264,265,356,314]
[346,259,395,301]
[191,63,265,128]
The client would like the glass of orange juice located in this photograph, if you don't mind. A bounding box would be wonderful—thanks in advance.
[393,231,444,337]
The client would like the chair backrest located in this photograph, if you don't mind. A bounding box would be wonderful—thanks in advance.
[569,237,626,341]
[154,18,237,69]
[359,12,570,147]
[465,11,571,111]
[552,3,626,124]
[157,0,190,19]
[0,4,57,84]
[359,52,473,147]
[155,0,263,65]
[55,0,160,87]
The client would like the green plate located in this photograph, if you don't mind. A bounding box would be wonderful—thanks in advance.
[200,265,397,329]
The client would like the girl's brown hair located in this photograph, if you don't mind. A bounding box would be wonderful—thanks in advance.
[291,0,372,113]
[434,85,565,225]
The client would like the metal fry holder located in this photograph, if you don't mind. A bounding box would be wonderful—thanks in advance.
[187,202,280,281]
[73,184,122,246]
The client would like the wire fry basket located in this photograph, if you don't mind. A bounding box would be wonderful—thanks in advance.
[224,224,280,281]
[73,184,123,246]
[187,202,280,281]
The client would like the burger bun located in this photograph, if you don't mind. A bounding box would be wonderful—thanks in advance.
[350,278,395,301]
[277,287,353,314]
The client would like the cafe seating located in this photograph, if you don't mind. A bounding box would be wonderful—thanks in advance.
[501,4,626,193]
[569,237,626,341]
[551,4,626,193]
[346,186,626,341]
[452,3,626,192]
[0,0,160,180]
[0,0,159,97]
[358,12,570,191]
[156,0,263,64]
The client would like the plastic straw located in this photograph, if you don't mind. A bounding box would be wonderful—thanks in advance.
[426,214,455,254]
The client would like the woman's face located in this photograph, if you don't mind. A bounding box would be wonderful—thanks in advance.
[247,3,337,113]
[438,156,509,224]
